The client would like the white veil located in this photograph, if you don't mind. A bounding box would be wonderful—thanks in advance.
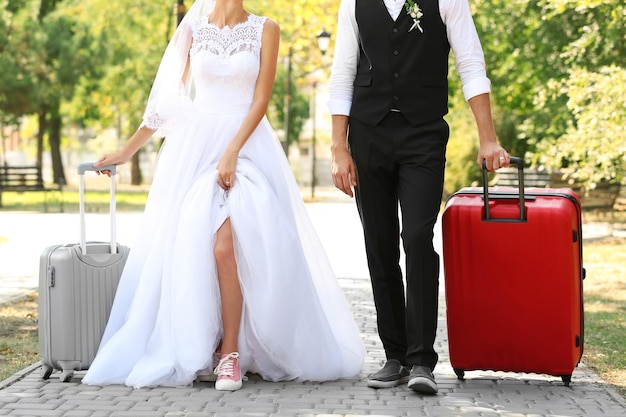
[141,0,217,136]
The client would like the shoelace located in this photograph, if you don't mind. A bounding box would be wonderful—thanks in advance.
[214,352,239,377]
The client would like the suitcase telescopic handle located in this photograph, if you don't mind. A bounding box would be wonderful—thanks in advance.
[77,162,118,255]
[78,163,116,176]
[481,156,526,222]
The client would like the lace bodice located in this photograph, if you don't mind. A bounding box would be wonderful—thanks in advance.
[189,14,266,111]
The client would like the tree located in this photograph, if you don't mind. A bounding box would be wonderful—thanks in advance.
[0,2,39,132]
[0,0,105,185]
[268,65,310,151]
[0,2,53,171]
[466,0,625,190]
[533,66,626,186]
[249,0,338,151]
[524,0,626,186]
[39,8,101,185]
[470,0,576,157]
[63,0,171,184]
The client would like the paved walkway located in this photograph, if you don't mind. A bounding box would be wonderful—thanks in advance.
[1,200,625,416]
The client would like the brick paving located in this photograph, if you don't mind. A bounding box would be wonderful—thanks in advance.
[1,202,625,416]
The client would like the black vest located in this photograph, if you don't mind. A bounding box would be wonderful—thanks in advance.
[351,0,450,126]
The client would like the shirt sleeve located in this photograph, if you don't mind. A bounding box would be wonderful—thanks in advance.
[441,0,492,100]
[328,0,359,116]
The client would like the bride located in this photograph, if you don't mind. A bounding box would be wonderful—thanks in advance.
[81,0,364,391]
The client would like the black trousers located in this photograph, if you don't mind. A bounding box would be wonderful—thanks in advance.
[348,112,449,370]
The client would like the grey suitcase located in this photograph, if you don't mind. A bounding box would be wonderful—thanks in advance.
[38,163,130,382]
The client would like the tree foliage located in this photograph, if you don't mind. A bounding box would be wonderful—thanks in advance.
[64,0,171,130]
[0,1,41,117]
[62,0,172,184]
[534,65,626,186]
[2,0,624,189]
[0,0,105,183]
[525,0,625,185]
[249,0,337,148]
[269,66,310,149]
[466,0,625,187]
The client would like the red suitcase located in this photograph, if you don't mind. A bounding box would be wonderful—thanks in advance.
[442,157,584,386]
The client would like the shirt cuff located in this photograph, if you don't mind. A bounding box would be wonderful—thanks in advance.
[327,98,352,116]
[462,77,491,101]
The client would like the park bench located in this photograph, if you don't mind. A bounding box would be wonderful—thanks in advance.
[0,165,64,212]
[493,167,621,213]
[493,167,552,188]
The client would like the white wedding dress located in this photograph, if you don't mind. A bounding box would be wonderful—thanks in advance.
[82,14,364,388]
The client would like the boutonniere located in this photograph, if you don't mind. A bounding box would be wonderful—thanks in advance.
[405,0,423,33]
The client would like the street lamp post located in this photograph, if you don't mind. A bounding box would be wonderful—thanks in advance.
[311,29,331,199]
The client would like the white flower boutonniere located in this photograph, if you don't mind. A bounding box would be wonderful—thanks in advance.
[405,0,423,33]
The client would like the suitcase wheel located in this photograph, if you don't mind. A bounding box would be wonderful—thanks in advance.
[60,370,74,382]
[560,374,572,387]
[41,365,53,380]
[453,369,465,381]
[57,360,81,382]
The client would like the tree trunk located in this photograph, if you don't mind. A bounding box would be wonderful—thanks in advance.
[48,108,66,186]
[128,115,143,185]
[38,0,60,20]
[37,111,46,168]
[131,152,142,185]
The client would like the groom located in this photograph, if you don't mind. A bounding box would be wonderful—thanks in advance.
[327,0,509,394]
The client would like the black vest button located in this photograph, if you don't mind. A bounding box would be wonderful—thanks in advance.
[393,73,399,78]
[393,27,398,33]
[393,50,399,55]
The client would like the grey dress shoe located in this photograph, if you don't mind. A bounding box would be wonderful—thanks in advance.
[407,365,438,394]
[367,359,410,388]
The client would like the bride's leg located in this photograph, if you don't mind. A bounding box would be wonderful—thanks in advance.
[213,218,243,391]
[214,218,241,354]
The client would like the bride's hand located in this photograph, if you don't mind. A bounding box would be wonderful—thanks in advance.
[217,149,239,190]
[93,151,131,177]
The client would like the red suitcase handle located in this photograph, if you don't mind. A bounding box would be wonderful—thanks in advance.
[481,156,526,221]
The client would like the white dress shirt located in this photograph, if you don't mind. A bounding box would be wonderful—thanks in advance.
[328,0,491,116]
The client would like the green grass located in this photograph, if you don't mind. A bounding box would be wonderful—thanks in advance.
[582,235,626,396]
[585,297,626,369]
[0,188,149,213]
[0,294,39,383]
